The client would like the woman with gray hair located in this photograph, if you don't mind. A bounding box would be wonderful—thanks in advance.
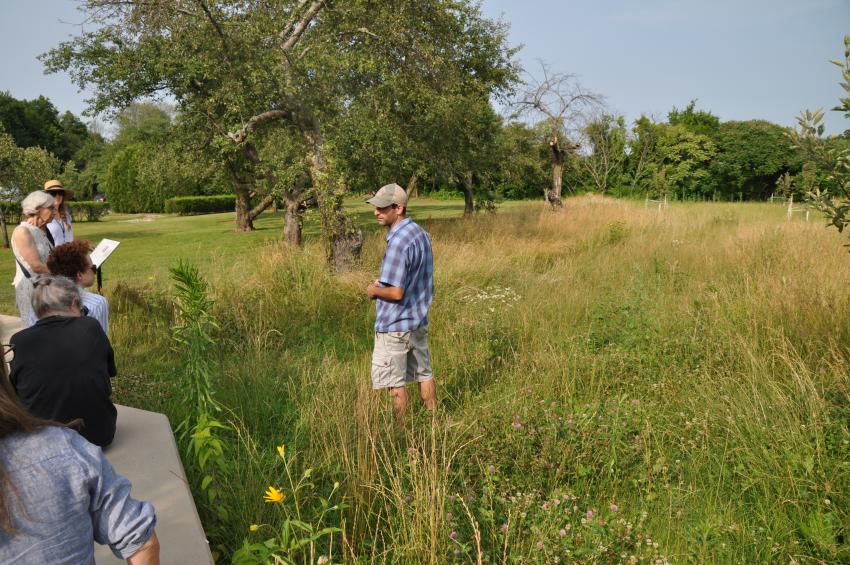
[10,274,118,447]
[11,191,56,327]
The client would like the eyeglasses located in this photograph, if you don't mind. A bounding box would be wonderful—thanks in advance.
[87,264,97,273]
[47,190,65,196]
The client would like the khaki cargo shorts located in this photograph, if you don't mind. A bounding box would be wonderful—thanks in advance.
[371,327,433,390]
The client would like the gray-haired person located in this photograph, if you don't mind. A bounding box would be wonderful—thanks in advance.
[11,191,56,327]
[10,275,118,447]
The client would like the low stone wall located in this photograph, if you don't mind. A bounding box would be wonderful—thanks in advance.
[1,314,212,564]
[96,405,213,564]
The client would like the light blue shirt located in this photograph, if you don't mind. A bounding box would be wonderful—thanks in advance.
[81,289,109,334]
[375,218,434,332]
[0,427,156,564]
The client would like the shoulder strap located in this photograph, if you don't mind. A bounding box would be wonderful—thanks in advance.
[15,257,31,279]
[42,226,55,248]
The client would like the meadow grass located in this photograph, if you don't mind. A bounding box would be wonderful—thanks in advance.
[13,196,850,562]
[0,197,497,314]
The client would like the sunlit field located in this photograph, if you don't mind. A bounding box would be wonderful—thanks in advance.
[22,197,850,562]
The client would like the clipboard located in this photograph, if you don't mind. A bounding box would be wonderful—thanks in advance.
[90,239,120,269]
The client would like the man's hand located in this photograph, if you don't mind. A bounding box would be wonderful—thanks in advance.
[367,279,405,301]
[367,279,381,300]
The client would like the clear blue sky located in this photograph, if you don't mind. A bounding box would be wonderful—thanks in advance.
[1,0,848,133]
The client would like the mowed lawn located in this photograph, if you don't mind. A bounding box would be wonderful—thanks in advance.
[0,197,507,315]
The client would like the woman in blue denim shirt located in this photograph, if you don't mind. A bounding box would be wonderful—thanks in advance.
[0,372,159,564]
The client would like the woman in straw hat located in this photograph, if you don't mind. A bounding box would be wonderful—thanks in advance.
[43,179,74,246]
[11,191,55,327]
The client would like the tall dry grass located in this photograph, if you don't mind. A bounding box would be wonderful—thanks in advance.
[111,196,850,562]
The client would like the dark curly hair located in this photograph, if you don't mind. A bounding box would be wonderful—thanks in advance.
[47,240,94,279]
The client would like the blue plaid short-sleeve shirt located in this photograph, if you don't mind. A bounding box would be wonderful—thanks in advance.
[376,218,434,332]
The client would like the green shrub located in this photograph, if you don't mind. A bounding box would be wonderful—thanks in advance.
[0,201,21,221]
[101,142,216,213]
[427,188,464,200]
[165,195,235,215]
[102,144,145,213]
[0,200,107,222]
[67,200,109,222]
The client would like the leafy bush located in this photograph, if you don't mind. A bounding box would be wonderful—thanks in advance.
[427,188,464,200]
[165,195,235,215]
[0,200,107,222]
[67,200,108,222]
[0,200,21,220]
[101,141,224,213]
[102,144,145,212]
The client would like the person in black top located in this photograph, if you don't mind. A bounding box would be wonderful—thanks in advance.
[9,275,117,447]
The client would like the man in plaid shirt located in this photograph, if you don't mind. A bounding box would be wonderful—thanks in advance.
[366,183,436,423]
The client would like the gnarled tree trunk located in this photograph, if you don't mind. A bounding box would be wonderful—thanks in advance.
[228,144,277,232]
[229,161,258,232]
[458,172,475,216]
[297,111,362,272]
[406,173,419,198]
[549,135,566,203]
[282,195,303,246]
[0,208,9,248]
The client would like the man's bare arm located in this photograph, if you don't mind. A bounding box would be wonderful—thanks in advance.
[367,280,404,301]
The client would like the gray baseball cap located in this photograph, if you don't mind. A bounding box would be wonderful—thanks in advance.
[366,183,408,208]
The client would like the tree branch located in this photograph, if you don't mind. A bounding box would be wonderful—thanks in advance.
[280,0,324,54]
[196,0,226,43]
[247,194,276,220]
[227,109,293,144]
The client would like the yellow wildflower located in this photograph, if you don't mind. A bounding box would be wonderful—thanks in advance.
[249,524,259,532]
[263,486,285,504]
[276,444,286,459]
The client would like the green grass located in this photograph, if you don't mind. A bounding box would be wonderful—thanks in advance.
[0,197,501,315]
[14,196,850,562]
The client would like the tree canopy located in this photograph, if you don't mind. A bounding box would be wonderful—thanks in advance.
[43,0,518,270]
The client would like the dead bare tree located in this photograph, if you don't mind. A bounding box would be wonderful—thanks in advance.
[515,65,601,207]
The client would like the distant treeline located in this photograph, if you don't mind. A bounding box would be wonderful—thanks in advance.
[2,93,848,213]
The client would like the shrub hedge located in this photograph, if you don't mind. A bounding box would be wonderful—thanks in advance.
[0,200,107,222]
[0,201,21,218]
[165,195,235,215]
[67,201,109,222]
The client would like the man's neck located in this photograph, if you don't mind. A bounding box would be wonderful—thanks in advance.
[390,215,407,229]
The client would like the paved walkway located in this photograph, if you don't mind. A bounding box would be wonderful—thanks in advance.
[1,313,213,564]
[96,405,213,564]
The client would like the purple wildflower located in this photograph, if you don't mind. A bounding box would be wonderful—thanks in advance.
[450,531,459,540]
